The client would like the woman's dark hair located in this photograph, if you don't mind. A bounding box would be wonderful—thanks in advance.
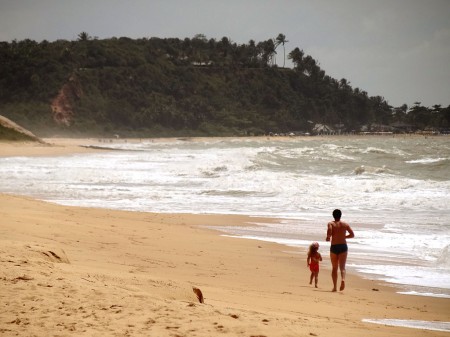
[333,209,342,220]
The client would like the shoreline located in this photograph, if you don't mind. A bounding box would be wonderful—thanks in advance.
[1,138,449,336]
[1,133,446,157]
[214,228,450,300]
[1,192,449,336]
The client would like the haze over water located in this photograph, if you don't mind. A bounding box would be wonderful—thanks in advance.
[1,135,449,297]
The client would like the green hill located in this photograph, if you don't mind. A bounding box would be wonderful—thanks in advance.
[0,33,448,137]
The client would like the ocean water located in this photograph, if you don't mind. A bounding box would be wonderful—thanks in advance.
[1,136,449,298]
[362,319,450,332]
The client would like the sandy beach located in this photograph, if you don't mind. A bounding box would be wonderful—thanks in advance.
[1,138,449,337]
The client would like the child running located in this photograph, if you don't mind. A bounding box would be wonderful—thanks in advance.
[307,242,322,288]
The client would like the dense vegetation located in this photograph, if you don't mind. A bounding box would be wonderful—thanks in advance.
[1,33,449,137]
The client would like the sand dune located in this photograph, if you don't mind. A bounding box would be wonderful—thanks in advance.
[0,115,44,143]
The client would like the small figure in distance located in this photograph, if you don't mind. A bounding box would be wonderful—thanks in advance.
[307,241,323,288]
[326,209,355,292]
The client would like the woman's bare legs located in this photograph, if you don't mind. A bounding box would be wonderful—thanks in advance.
[339,251,348,290]
[330,251,348,291]
[330,253,338,291]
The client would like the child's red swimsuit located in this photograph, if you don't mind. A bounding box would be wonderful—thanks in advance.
[309,260,319,272]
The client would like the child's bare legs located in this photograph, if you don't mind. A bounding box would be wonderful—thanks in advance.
[310,271,319,287]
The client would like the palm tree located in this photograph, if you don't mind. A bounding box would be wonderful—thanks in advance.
[247,39,259,66]
[432,104,442,112]
[339,78,351,90]
[303,55,316,76]
[288,47,304,71]
[77,32,91,41]
[274,33,288,68]
[258,39,276,66]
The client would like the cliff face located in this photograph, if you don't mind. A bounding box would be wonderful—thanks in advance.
[50,75,83,126]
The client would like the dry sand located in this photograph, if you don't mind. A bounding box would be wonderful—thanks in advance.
[0,139,449,337]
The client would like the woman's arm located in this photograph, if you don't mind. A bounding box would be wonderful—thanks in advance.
[346,225,355,239]
[326,222,332,241]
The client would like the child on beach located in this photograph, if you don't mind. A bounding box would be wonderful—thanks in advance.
[307,242,322,288]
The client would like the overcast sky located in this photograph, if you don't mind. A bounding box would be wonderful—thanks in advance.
[1,0,449,108]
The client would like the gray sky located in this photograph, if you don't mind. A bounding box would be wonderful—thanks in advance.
[1,0,449,108]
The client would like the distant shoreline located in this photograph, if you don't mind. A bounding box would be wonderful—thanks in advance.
[1,133,447,158]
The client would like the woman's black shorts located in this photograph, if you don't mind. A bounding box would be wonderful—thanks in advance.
[330,243,348,255]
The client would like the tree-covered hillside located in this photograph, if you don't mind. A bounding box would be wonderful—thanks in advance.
[1,33,449,137]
